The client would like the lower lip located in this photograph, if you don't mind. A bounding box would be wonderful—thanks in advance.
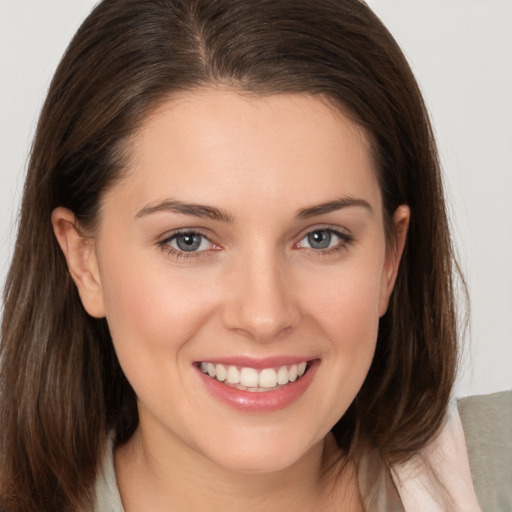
[196,360,319,413]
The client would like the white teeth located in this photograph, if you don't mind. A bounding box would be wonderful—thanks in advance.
[200,361,310,389]
[277,366,289,385]
[288,364,298,382]
[207,363,216,378]
[216,364,227,382]
[240,367,259,387]
[259,368,277,388]
[226,365,240,384]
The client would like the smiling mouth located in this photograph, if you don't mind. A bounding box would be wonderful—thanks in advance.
[198,361,310,392]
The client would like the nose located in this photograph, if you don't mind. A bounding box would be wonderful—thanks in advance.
[221,251,301,341]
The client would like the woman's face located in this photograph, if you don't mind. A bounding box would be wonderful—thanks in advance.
[63,89,408,473]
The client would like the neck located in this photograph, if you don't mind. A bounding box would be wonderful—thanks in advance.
[115,427,362,512]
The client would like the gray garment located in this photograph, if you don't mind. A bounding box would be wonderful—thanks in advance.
[87,391,512,511]
[459,391,512,512]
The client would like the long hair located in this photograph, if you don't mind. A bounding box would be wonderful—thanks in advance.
[1,1,459,510]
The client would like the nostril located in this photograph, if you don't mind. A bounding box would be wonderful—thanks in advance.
[219,261,301,340]
[221,300,301,341]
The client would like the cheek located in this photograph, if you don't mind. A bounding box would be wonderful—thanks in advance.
[306,255,384,338]
[98,264,221,424]
[323,279,380,380]
[301,257,384,415]
[98,253,217,370]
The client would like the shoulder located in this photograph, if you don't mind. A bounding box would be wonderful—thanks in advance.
[458,391,512,512]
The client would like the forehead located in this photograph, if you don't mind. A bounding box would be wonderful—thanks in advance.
[108,88,382,219]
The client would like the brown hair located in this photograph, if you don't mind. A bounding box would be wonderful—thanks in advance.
[1,0,459,510]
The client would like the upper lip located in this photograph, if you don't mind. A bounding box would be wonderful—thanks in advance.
[194,356,316,370]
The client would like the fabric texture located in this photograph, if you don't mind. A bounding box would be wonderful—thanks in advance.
[458,391,512,512]
[389,399,481,511]
[85,438,124,512]
[87,391,511,511]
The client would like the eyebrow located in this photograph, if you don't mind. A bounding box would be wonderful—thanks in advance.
[136,196,372,223]
[136,200,235,223]
[296,197,373,218]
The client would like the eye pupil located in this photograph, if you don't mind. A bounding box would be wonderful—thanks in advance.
[176,233,202,251]
[307,230,331,249]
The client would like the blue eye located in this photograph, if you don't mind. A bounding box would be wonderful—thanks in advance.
[306,230,333,249]
[299,228,351,251]
[164,232,214,253]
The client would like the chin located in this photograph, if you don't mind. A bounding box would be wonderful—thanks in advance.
[197,428,323,475]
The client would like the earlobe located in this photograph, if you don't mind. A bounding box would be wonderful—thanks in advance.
[378,205,410,316]
[51,207,106,318]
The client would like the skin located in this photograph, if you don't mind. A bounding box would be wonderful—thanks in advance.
[53,88,409,511]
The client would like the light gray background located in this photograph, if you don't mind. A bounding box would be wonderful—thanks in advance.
[1,1,511,398]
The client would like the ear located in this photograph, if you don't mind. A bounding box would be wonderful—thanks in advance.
[378,205,410,317]
[51,207,106,318]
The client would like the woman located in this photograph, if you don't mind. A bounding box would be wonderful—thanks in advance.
[0,0,484,510]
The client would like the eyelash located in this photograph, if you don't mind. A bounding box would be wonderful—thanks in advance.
[158,227,354,259]
[295,227,354,256]
[158,230,218,259]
